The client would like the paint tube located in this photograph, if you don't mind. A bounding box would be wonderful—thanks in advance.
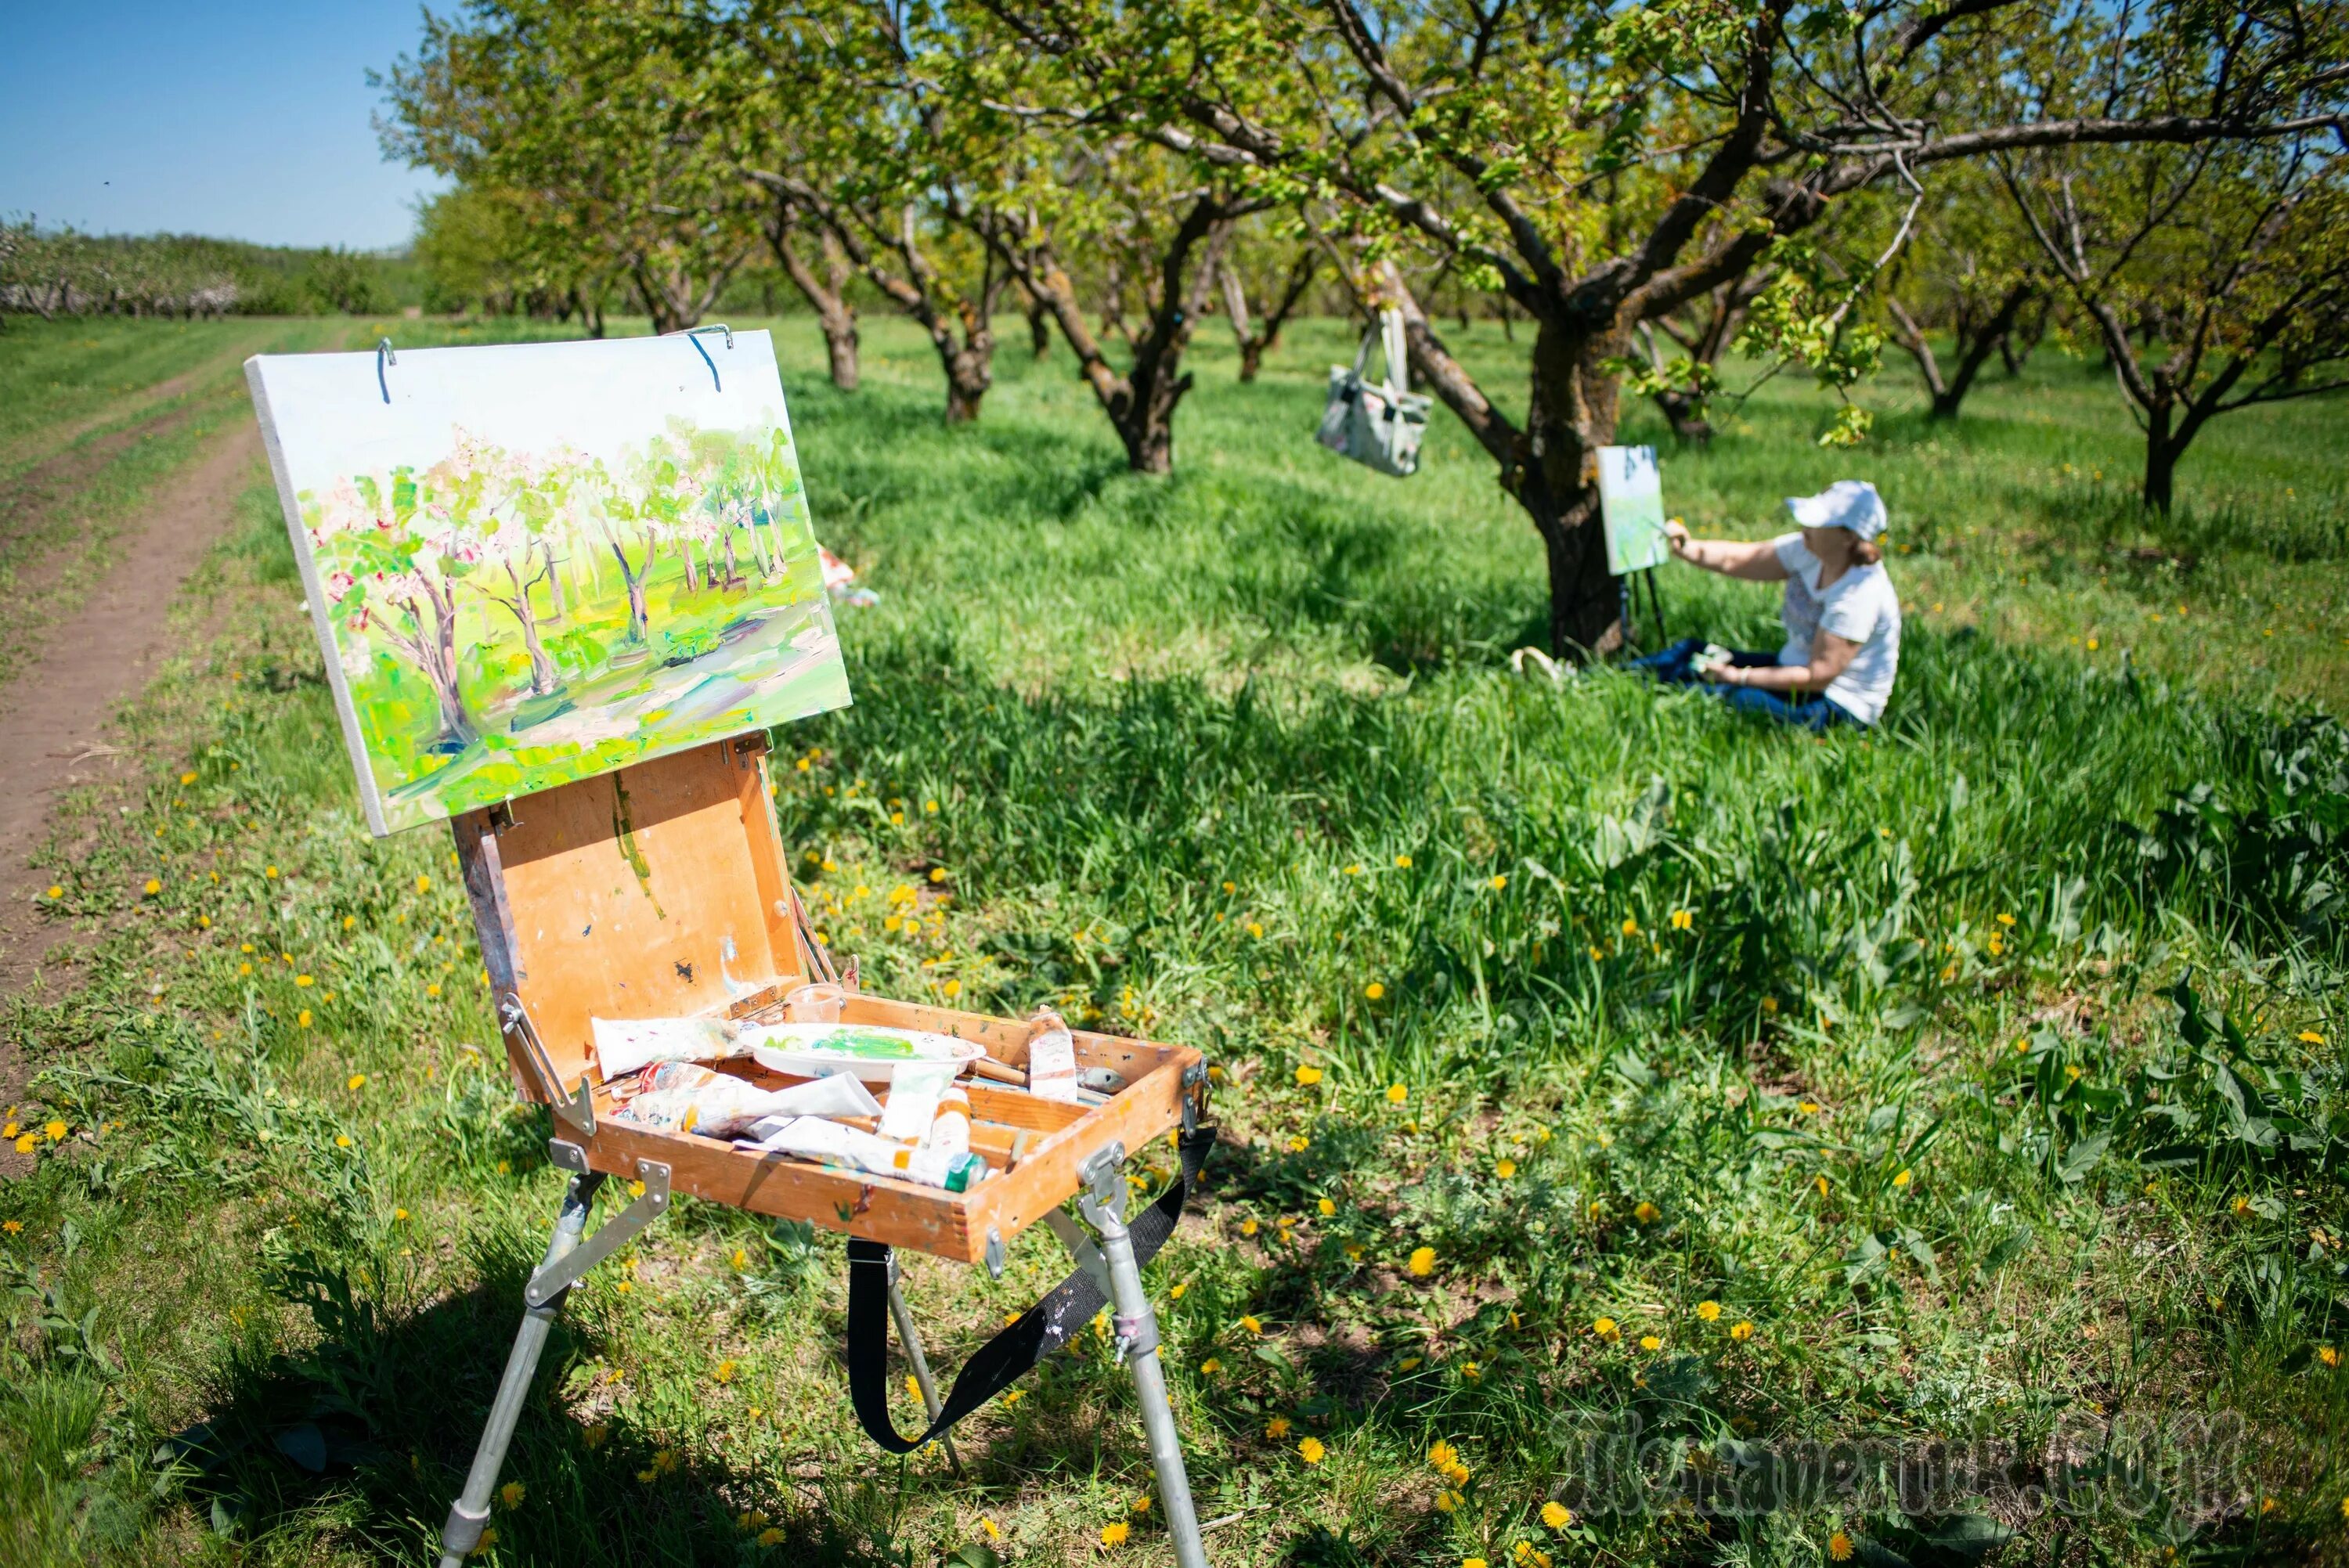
[591,1015,745,1081]
[611,1063,880,1138]
[875,1062,957,1143]
[735,1116,988,1192]
[1025,1007,1082,1103]
[922,1086,972,1159]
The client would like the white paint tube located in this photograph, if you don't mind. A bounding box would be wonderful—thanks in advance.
[612,1064,880,1138]
[736,1115,988,1192]
[592,1015,745,1081]
[1025,1007,1082,1103]
[922,1086,972,1159]
[875,1062,957,1143]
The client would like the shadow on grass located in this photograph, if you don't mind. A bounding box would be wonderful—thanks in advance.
[162,1232,871,1564]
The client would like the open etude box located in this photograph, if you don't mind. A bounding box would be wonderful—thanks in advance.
[451,733,1204,1267]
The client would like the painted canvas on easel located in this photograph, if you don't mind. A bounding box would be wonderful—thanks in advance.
[1598,444,1671,575]
[246,331,852,835]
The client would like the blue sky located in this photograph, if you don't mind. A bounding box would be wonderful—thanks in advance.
[0,2,448,251]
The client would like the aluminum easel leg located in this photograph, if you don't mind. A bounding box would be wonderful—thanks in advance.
[1080,1156,1209,1568]
[886,1256,962,1472]
[435,1171,604,1567]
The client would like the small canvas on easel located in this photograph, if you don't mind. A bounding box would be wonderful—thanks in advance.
[246,331,851,835]
[1598,444,1671,575]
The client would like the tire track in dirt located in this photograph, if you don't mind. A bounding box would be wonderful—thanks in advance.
[0,423,264,1017]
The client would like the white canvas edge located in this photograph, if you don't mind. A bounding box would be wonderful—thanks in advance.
[244,355,395,838]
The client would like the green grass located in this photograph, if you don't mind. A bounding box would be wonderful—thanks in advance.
[0,312,2343,1568]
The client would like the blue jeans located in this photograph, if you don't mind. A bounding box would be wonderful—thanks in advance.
[1626,638,1853,732]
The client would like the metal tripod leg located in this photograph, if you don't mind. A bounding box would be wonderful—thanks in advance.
[1079,1150,1209,1568]
[886,1255,961,1472]
[437,1171,604,1566]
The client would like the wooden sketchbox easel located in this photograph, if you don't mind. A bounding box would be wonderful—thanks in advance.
[435,734,1215,1566]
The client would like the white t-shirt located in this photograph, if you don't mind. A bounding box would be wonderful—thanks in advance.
[1772,532,1901,725]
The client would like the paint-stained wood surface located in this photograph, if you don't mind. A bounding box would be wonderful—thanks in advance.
[455,734,1205,1262]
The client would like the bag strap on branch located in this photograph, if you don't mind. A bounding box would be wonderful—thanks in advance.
[843,1124,1216,1455]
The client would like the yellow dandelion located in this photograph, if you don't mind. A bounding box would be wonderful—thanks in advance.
[394,1208,410,1221]
[1669,909,1693,931]
[45,1120,67,1142]
[1286,1134,1309,1152]
[347,1072,366,1090]
[928,867,947,883]
[1398,1356,1423,1371]
[1131,1494,1152,1514]
[1409,1246,1437,1277]
[1317,1197,1336,1217]
[1593,1316,1619,1341]
[1246,920,1265,938]
[499,1480,525,1509]
[1633,1201,1659,1224]
[1200,1357,1221,1375]
[1621,916,1639,936]
[1828,1530,1854,1561]
[45,885,62,899]
[1496,1158,1517,1179]
[1489,874,1507,890]
[1696,1300,1722,1322]
[1365,981,1385,1000]
[334,1134,352,1149]
[265,865,278,879]
[298,1009,312,1028]
[2300,1030,2328,1045]
[1169,1282,1186,1299]
[1761,996,1779,1013]
[1386,1083,1408,1104]
[1239,1314,1263,1334]
[1239,1217,1259,1236]
[13,1134,34,1155]
[1640,1334,1662,1351]
[1893,1168,1913,1188]
[1297,1436,1326,1464]
[715,1359,737,1383]
[1295,1064,1325,1086]
[1267,1416,1292,1439]
[1730,1321,1755,1341]
[2318,1346,2340,1368]
[1542,1501,1573,1529]
[1,1220,20,1235]
[1395,854,1413,867]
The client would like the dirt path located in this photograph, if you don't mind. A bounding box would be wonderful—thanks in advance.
[0,423,262,1002]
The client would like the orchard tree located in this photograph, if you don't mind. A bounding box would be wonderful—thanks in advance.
[2001,135,2349,510]
[1219,221,1322,382]
[705,0,1016,422]
[760,195,862,391]
[976,0,2349,654]
[1880,167,2047,420]
[383,0,755,334]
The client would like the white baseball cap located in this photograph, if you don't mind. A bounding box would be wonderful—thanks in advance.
[1786,480,1887,540]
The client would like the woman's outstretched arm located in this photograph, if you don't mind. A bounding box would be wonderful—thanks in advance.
[1662,521,1788,581]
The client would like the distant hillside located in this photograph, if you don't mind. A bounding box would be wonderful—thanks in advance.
[0,219,422,319]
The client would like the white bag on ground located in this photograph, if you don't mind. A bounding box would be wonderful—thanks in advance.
[1318,308,1431,478]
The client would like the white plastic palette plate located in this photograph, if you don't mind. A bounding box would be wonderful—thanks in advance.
[745,1022,986,1084]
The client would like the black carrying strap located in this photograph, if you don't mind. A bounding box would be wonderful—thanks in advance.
[844,1124,1215,1454]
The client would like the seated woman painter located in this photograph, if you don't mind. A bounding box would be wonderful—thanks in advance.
[1634,479,1902,730]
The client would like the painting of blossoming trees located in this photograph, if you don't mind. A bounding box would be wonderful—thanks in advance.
[247,331,850,834]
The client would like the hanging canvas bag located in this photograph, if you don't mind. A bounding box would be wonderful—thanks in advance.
[1318,307,1430,477]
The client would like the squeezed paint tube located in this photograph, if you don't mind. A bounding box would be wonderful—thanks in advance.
[591,1015,745,1081]
[1025,1007,1082,1103]
[922,1086,972,1159]
[875,1062,957,1143]
[611,1063,880,1139]
[735,1115,988,1191]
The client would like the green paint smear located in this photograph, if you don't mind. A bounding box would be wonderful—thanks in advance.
[796,1029,926,1061]
[610,773,664,919]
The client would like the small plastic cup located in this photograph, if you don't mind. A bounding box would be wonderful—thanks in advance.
[784,982,846,1023]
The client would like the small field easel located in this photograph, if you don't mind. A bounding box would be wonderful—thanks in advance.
[436,734,1215,1566]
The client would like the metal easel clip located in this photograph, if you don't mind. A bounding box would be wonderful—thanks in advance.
[666,323,735,392]
[375,338,396,405]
